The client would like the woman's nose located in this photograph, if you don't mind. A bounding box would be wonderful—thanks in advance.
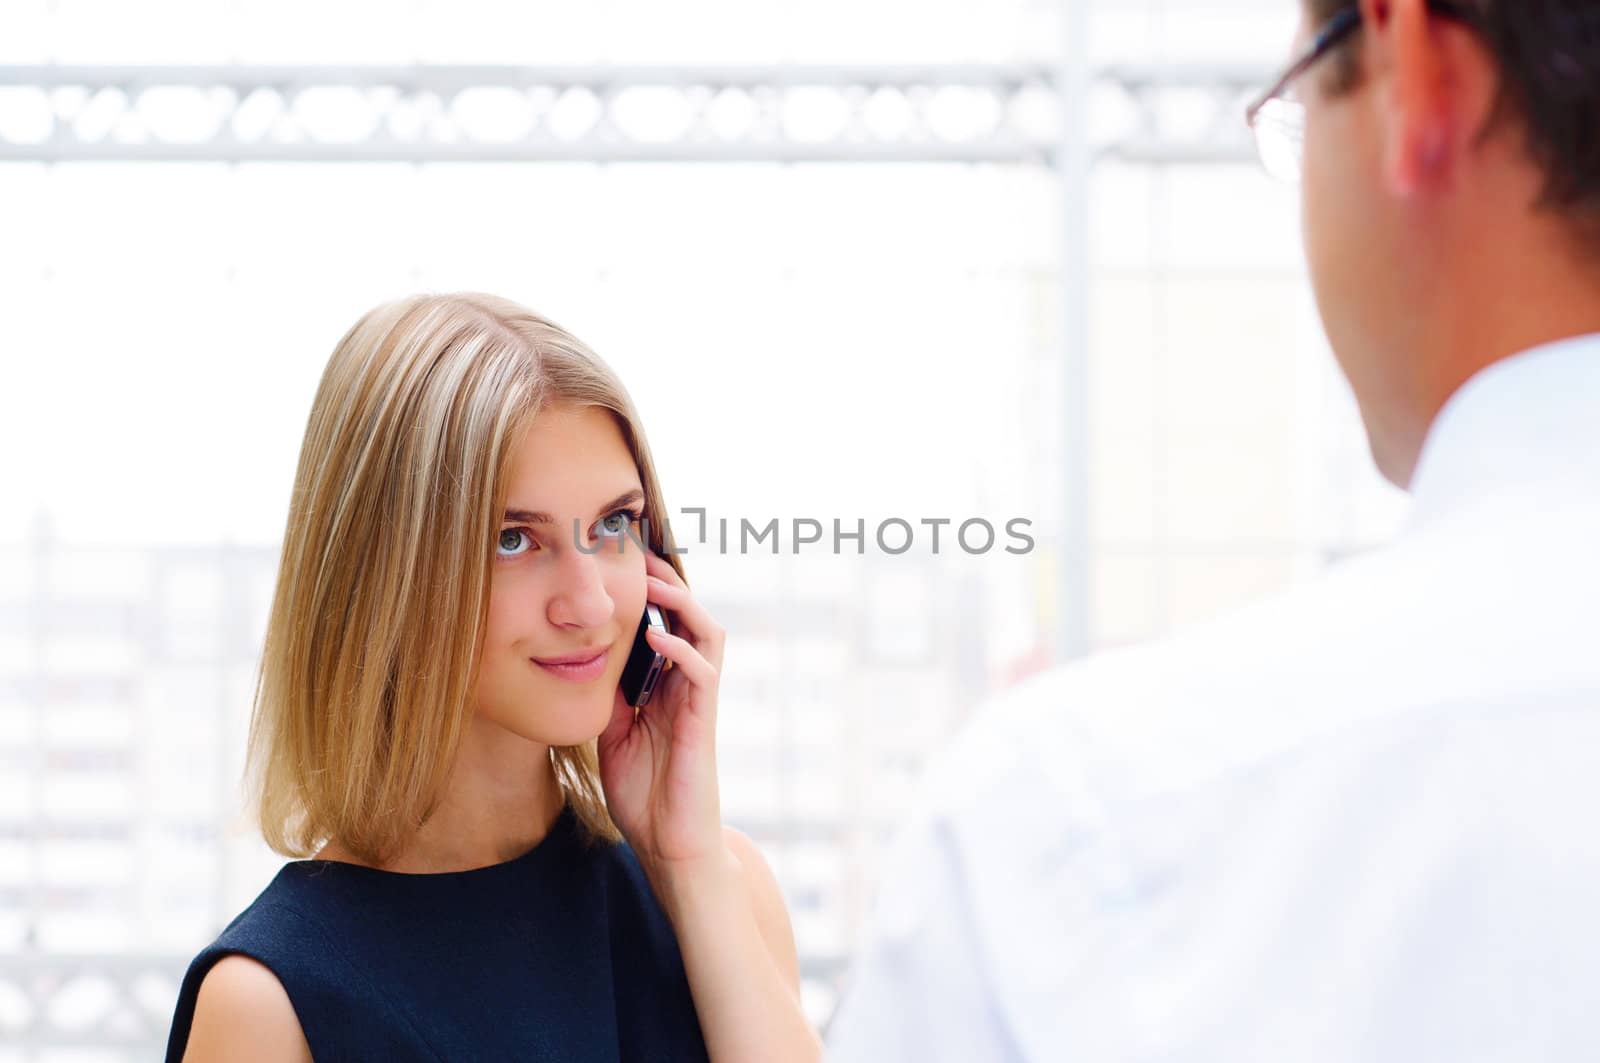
[546,550,615,629]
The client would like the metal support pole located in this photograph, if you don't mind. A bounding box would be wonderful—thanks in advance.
[1056,0,1091,663]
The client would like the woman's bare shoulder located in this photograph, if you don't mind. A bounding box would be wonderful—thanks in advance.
[181,954,314,1063]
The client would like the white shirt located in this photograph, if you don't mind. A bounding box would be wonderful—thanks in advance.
[826,334,1600,1062]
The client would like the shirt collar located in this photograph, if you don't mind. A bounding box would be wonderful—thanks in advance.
[1405,331,1600,532]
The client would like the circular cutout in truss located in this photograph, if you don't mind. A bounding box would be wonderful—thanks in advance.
[704,87,759,141]
[50,85,89,117]
[924,86,1002,143]
[781,86,851,144]
[449,87,537,144]
[610,86,695,145]
[290,86,380,144]
[861,87,915,141]
[137,86,229,144]
[548,87,604,142]
[1006,82,1058,144]
[0,87,54,145]
[232,87,285,144]
[386,90,441,144]
[72,87,128,144]
[1156,86,1225,142]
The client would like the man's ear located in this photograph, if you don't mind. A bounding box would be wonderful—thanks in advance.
[1359,0,1453,197]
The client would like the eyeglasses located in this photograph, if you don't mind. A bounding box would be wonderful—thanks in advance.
[1243,0,1480,182]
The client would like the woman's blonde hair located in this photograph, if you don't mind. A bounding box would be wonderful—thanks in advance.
[244,292,684,863]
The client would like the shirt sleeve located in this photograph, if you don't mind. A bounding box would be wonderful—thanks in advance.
[823,808,1028,1063]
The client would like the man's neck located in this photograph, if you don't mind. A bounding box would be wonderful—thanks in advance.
[1391,232,1600,489]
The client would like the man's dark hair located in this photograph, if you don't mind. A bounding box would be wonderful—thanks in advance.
[1310,0,1600,229]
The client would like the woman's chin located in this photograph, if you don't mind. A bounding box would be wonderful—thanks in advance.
[541,694,617,747]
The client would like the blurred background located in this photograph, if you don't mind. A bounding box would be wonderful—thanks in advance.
[0,0,1412,1057]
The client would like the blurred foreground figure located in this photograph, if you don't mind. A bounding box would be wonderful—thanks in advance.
[829,2,1600,1059]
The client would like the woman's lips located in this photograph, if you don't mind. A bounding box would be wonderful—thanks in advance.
[532,647,609,682]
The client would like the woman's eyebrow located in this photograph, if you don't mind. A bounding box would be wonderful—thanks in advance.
[502,488,645,526]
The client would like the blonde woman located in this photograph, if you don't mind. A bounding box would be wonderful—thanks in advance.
[164,293,821,1062]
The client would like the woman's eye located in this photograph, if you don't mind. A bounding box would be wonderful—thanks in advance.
[597,509,640,539]
[497,528,534,558]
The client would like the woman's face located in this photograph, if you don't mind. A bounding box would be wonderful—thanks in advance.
[474,402,650,747]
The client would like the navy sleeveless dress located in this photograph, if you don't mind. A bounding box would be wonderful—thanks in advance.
[163,804,709,1062]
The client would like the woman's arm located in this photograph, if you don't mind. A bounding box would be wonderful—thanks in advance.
[648,827,821,1063]
[722,826,803,998]
[181,956,314,1063]
[597,549,821,1061]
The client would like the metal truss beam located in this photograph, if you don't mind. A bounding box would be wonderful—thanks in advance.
[0,63,1266,164]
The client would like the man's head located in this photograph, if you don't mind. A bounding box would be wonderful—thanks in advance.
[1270,0,1600,487]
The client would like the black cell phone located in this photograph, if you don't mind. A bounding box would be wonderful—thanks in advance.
[619,602,669,707]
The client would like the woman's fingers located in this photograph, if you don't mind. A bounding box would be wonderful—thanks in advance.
[645,573,726,666]
[645,625,719,691]
[598,688,639,751]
